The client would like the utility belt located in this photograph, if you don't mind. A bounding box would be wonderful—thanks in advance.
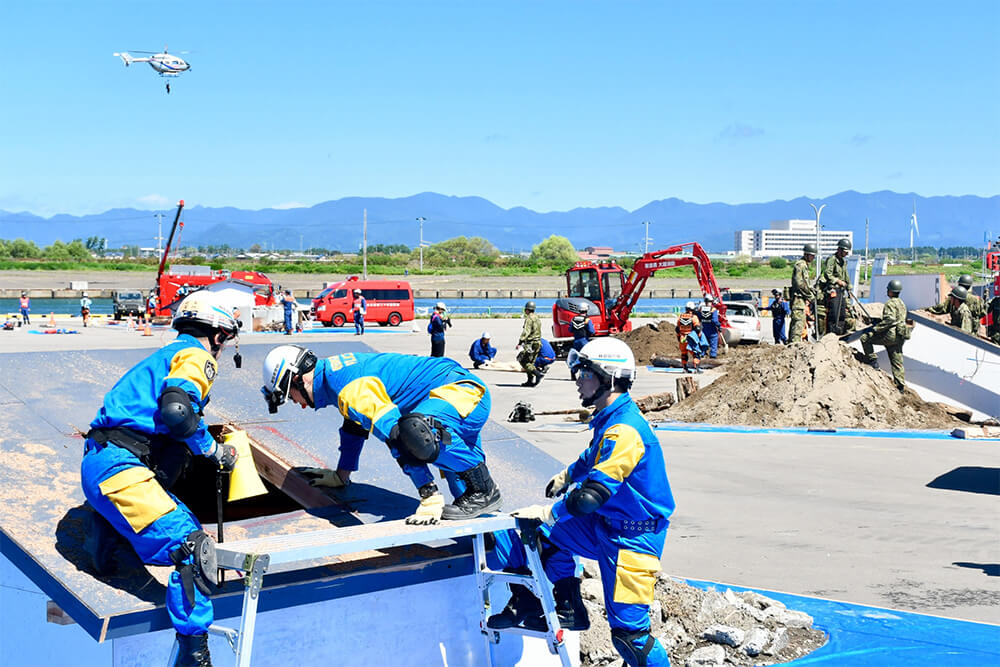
[601,515,665,534]
[86,426,191,489]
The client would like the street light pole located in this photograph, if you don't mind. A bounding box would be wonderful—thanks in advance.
[416,217,426,271]
[642,220,652,254]
[809,203,826,280]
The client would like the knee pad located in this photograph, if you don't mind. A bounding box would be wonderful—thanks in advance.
[611,628,656,667]
[392,413,448,463]
[170,530,217,605]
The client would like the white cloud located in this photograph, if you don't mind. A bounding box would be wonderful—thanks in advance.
[273,201,308,210]
[136,194,170,208]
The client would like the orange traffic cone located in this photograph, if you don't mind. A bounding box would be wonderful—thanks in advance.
[48,312,56,327]
[142,321,153,336]
[126,315,135,332]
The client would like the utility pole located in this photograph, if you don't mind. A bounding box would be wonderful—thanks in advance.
[809,203,826,280]
[363,208,368,279]
[864,218,869,284]
[300,234,303,254]
[416,216,426,271]
[642,220,652,254]
[154,212,164,254]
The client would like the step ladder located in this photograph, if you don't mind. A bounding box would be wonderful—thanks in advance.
[474,517,573,667]
[167,515,572,667]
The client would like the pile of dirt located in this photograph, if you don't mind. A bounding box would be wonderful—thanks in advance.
[578,563,827,666]
[652,335,965,429]
[618,319,736,365]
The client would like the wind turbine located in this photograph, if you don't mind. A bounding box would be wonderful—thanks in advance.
[909,200,919,263]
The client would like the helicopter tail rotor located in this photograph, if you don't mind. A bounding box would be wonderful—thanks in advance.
[113,52,134,67]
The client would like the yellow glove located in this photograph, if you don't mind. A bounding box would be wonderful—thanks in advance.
[406,493,445,525]
[545,468,571,498]
[300,467,350,488]
[511,504,555,526]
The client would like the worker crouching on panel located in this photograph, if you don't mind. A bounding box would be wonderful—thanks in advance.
[488,338,675,667]
[80,292,241,667]
[261,347,502,522]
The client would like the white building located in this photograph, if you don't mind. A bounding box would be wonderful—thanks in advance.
[734,219,853,258]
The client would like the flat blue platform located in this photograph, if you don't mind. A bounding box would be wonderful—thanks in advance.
[653,421,1000,441]
[687,579,1000,666]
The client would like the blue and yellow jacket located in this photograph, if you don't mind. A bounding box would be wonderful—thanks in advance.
[551,393,674,525]
[89,334,218,456]
[312,353,477,442]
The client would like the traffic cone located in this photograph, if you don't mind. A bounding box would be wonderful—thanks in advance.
[126,315,135,332]
[142,321,153,336]
[48,312,56,327]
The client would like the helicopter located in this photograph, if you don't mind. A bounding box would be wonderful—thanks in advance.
[113,47,190,93]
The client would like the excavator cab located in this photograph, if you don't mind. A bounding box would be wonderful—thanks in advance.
[553,261,628,339]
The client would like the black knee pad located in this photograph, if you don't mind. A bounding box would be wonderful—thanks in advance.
[611,628,655,667]
[393,413,447,463]
[170,530,218,605]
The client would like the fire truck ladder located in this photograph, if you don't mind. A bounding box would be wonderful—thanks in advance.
[167,515,571,667]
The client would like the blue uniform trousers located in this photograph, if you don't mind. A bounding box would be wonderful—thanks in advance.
[704,331,719,358]
[80,440,213,636]
[336,375,491,499]
[491,516,670,666]
[353,312,364,335]
[773,318,787,344]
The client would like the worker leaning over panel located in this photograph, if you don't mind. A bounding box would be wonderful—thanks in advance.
[788,243,817,342]
[487,338,675,667]
[261,346,502,522]
[860,279,910,392]
[929,274,984,328]
[80,292,241,667]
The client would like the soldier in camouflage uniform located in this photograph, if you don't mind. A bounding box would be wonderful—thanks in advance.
[820,238,852,335]
[516,301,543,387]
[861,279,908,391]
[928,275,984,332]
[788,243,817,342]
[946,286,975,334]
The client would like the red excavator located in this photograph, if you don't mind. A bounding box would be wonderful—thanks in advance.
[550,242,731,352]
[150,200,276,318]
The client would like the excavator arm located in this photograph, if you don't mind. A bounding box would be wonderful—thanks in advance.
[609,242,730,329]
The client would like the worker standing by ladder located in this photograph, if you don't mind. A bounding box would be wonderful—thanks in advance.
[489,338,676,667]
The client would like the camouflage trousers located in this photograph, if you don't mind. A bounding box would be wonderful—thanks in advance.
[517,340,541,375]
[860,333,905,390]
[788,299,810,342]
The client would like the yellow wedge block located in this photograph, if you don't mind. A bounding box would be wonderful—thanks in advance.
[224,429,268,501]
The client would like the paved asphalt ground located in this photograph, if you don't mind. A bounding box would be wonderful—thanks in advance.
[1,314,996,624]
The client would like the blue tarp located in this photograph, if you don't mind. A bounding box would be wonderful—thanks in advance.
[686,579,1000,666]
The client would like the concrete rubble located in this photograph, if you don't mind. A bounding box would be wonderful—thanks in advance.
[577,561,827,666]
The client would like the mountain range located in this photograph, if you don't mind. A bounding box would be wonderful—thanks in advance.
[1,191,997,254]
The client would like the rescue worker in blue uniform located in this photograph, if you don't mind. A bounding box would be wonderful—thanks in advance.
[697,296,721,358]
[487,338,675,667]
[280,289,297,335]
[532,338,557,384]
[571,313,596,352]
[768,289,790,344]
[80,292,240,667]
[469,331,498,369]
[261,347,502,522]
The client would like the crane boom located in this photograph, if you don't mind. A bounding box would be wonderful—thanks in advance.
[155,199,185,300]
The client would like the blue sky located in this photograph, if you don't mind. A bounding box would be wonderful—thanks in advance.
[1,0,997,216]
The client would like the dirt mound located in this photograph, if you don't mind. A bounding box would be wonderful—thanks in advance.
[579,564,826,666]
[654,335,964,429]
[618,319,736,365]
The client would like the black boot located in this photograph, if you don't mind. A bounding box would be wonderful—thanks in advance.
[521,373,536,387]
[487,583,545,631]
[441,462,502,519]
[553,577,590,630]
[534,370,545,385]
[175,633,212,667]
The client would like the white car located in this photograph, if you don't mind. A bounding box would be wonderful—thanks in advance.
[722,301,762,343]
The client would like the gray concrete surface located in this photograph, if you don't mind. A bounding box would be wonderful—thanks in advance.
[1,314,996,623]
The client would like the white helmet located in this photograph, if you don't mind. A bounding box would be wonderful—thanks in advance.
[172,291,239,338]
[261,344,317,413]
[435,302,447,311]
[353,289,362,295]
[481,331,491,339]
[568,338,635,385]
[685,301,696,311]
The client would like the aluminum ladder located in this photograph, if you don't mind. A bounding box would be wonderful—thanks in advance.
[167,515,571,667]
